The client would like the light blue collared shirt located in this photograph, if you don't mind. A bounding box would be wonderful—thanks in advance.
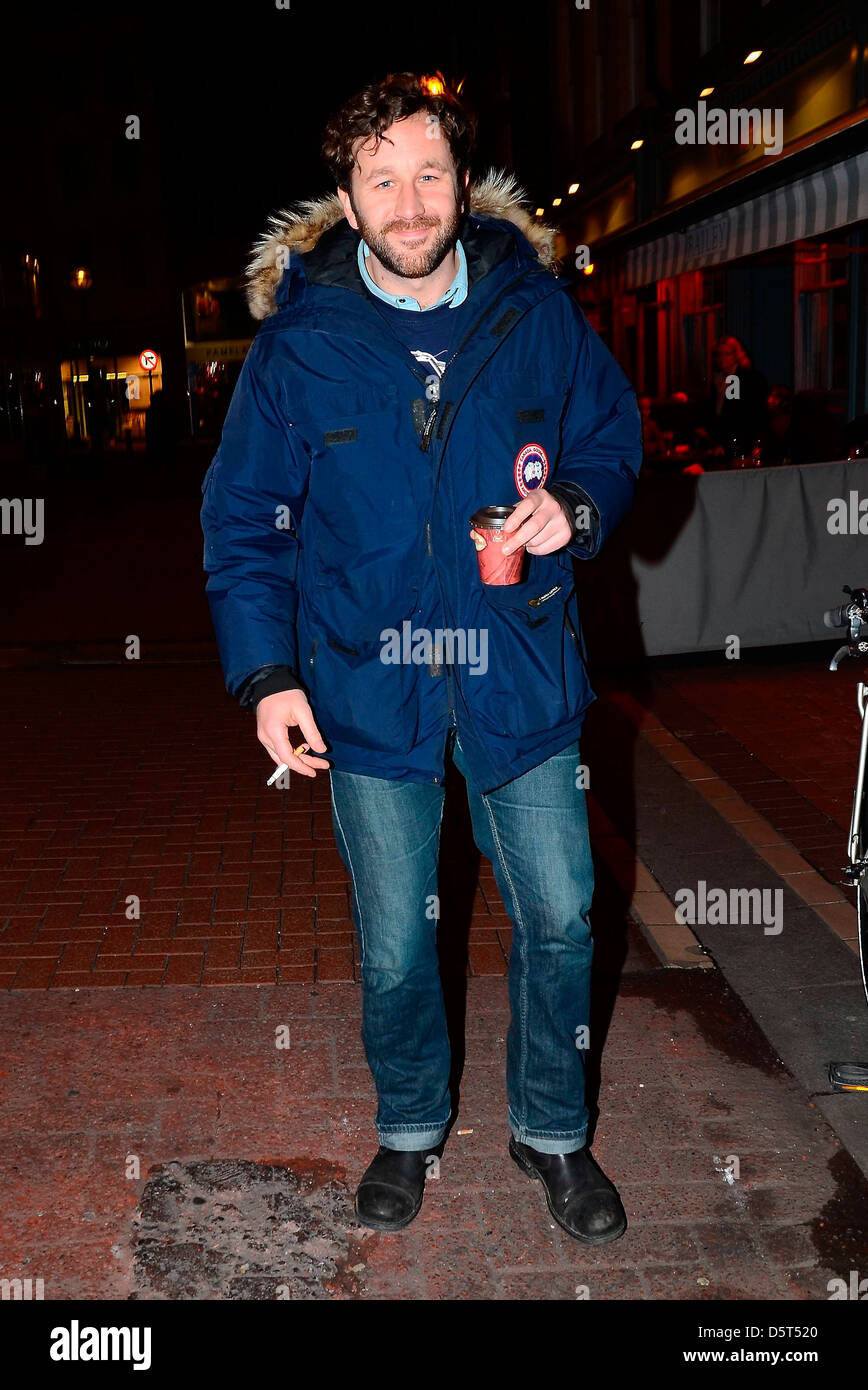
[357,238,468,310]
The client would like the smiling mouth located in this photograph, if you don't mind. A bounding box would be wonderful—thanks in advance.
[392,227,432,240]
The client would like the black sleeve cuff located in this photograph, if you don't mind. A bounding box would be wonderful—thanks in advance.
[547,481,601,556]
[237,664,305,710]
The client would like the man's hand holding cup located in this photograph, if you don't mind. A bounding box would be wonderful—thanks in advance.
[500,489,573,558]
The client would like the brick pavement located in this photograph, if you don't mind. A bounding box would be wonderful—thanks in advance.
[2,974,866,1300]
[624,651,861,890]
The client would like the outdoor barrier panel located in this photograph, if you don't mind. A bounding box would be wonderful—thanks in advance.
[577,458,867,659]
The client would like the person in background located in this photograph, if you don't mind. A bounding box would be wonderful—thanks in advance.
[145,390,177,488]
[763,385,844,466]
[707,336,768,458]
[844,411,868,457]
[85,366,111,459]
[638,395,665,467]
[763,385,793,465]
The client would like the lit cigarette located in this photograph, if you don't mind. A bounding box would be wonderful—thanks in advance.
[266,744,311,786]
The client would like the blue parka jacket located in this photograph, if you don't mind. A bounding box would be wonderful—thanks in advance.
[200,170,642,794]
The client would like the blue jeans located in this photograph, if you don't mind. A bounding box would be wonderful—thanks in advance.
[329,735,594,1155]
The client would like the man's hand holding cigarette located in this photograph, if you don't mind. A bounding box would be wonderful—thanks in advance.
[256,690,330,780]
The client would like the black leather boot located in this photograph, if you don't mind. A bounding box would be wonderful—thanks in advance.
[510,1138,627,1244]
[354,1144,439,1231]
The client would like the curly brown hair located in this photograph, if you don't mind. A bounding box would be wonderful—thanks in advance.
[321,71,477,196]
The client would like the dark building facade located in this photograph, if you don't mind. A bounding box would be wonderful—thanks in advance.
[0,17,180,451]
[536,0,868,442]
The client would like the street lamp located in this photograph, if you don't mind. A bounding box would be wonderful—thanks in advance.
[70,267,94,443]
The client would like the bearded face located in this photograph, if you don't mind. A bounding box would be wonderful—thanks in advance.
[337,112,467,290]
[349,196,463,281]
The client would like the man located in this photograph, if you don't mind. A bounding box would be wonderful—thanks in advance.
[201,72,641,1242]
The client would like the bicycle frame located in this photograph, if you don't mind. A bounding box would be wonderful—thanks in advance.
[826,592,868,1085]
[847,683,868,875]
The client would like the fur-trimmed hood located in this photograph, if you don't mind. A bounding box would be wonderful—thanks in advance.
[245,168,559,321]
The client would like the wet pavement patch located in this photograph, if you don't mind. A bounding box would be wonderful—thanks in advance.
[809,1149,868,1275]
[615,969,787,1076]
[131,1158,371,1300]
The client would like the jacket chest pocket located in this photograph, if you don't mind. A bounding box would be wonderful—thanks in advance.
[313,383,399,441]
[309,383,401,484]
[300,383,420,585]
[468,372,569,499]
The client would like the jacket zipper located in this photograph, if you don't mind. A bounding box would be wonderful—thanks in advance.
[419,273,551,743]
[415,272,560,767]
[445,665,457,729]
[527,584,563,607]
[420,403,439,452]
[424,517,455,728]
[415,267,539,456]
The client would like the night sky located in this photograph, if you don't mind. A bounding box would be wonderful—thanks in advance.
[2,2,559,292]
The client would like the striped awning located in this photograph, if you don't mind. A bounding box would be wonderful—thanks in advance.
[624,148,868,289]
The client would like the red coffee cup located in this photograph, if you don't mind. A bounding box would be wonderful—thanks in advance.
[469,505,525,585]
